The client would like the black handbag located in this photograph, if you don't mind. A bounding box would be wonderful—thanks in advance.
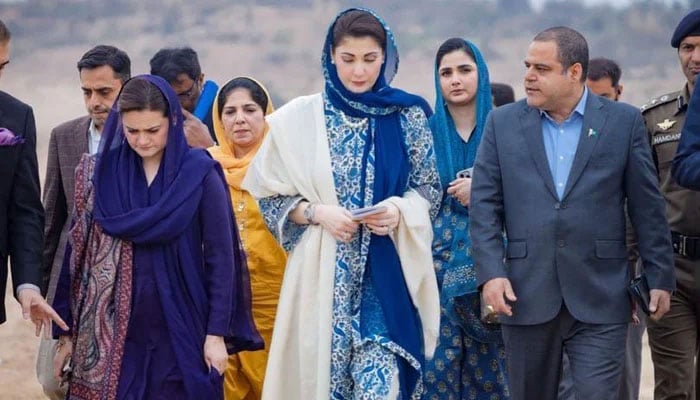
[627,274,651,316]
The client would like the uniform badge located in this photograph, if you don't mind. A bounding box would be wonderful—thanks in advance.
[656,119,677,131]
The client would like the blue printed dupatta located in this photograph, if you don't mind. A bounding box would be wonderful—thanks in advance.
[323,8,433,399]
[429,40,502,343]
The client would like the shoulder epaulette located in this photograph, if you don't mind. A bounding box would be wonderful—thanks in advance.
[640,91,680,113]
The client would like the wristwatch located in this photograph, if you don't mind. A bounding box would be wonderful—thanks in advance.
[303,202,319,225]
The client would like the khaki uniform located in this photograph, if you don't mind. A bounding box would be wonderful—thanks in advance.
[642,85,700,400]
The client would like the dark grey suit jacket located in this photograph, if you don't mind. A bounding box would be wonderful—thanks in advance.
[41,116,89,302]
[0,90,44,324]
[470,94,675,325]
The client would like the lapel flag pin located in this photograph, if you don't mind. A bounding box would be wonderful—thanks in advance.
[587,128,597,137]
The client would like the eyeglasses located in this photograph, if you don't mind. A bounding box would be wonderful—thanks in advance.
[176,80,199,100]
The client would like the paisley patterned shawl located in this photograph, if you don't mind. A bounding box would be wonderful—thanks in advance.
[68,74,262,399]
[68,154,133,400]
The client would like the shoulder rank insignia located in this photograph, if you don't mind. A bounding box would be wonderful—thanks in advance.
[656,119,677,131]
[641,91,679,113]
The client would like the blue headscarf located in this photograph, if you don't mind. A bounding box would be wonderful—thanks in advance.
[430,39,492,200]
[323,8,430,398]
[93,74,263,396]
[322,8,432,119]
[429,40,505,344]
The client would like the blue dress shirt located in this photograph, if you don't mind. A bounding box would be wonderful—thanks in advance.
[541,88,589,199]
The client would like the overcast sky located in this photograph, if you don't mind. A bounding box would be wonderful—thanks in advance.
[529,0,684,10]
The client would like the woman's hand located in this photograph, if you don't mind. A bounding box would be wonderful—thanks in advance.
[360,202,401,236]
[204,335,227,375]
[447,177,472,206]
[53,336,72,381]
[315,205,359,243]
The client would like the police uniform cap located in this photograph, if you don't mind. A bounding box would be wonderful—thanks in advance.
[672,9,700,48]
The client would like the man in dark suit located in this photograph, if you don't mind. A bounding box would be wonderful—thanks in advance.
[470,26,675,399]
[675,90,700,189]
[559,57,647,400]
[0,19,67,334]
[36,44,130,399]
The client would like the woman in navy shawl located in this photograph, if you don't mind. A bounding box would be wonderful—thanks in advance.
[422,38,509,399]
[52,75,262,399]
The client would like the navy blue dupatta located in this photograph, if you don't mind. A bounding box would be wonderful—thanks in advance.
[323,8,432,398]
[93,75,262,396]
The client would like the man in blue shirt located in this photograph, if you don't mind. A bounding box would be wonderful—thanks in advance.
[470,26,674,400]
[150,47,218,148]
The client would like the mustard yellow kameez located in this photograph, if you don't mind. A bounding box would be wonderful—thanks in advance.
[208,78,286,400]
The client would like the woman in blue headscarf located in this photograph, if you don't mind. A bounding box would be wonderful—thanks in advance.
[243,8,441,400]
[52,75,263,399]
[423,38,509,399]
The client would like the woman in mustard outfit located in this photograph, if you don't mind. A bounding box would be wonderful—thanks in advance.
[208,77,286,400]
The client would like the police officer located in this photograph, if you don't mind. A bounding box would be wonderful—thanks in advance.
[641,9,700,399]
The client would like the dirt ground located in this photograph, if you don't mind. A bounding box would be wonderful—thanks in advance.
[0,283,658,399]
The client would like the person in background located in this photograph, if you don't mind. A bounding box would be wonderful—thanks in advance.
[52,75,262,399]
[422,37,509,400]
[207,76,287,400]
[490,82,515,107]
[470,26,674,400]
[0,17,68,338]
[150,46,218,148]
[243,8,441,399]
[640,9,700,399]
[585,57,623,101]
[37,44,130,400]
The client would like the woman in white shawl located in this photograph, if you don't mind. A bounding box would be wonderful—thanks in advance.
[243,8,441,400]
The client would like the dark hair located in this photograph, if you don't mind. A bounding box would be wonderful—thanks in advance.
[0,19,10,43]
[435,37,476,67]
[533,26,589,82]
[332,10,386,51]
[77,45,131,83]
[117,78,168,116]
[217,77,268,118]
[149,47,201,83]
[587,57,622,87]
[491,83,516,107]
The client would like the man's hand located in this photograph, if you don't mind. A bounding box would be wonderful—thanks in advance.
[182,109,215,149]
[481,277,517,317]
[648,289,672,321]
[18,288,68,338]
